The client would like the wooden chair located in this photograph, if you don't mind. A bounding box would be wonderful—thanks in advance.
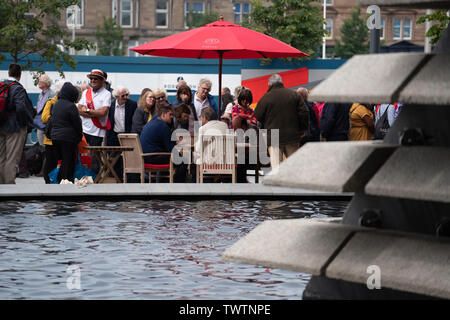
[196,134,236,183]
[118,133,174,183]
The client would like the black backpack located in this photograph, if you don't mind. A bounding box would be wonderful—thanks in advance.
[0,81,15,125]
[373,104,396,140]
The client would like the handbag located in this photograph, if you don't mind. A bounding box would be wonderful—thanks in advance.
[49,153,96,184]
[44,116,53,140]
[33,114,46,130]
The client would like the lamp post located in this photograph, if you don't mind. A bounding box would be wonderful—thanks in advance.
[322,0,327,59]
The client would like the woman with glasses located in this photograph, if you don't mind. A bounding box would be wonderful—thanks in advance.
[132,89,157,135]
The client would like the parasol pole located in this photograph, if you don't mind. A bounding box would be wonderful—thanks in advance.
[218,50,224,117]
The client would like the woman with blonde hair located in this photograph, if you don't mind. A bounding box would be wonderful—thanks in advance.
[132,89,157,135]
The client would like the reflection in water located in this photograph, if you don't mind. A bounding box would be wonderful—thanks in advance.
[0,199,348,299]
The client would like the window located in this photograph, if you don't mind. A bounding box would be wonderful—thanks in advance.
[128,40,140,57]
[233,1,250,24]
[393,18,412,40]
[326,0,333,4]
[66,0,84,28]
[185,2,204,28]
[325,18,333,39]
[380,18,385,39]
[121,0,132,27]
[403,18,411,39]
[393,18,401,39]
[156,1,168,28]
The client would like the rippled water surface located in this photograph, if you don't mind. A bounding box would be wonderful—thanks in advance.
[0,199,347,299]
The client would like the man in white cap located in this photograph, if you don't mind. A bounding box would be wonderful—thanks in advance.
[77,69,111,174]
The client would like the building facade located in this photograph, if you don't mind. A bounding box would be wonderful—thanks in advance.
[60,0,252,56]
[59,0,427,57]
[324,0,427,53]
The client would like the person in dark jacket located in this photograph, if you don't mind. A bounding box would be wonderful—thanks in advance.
[131,89,156,135]
[50,82,83,183]
[319,102,351,141]
[0,63,34,184]
[106,85,137,182]
[140,106,186,182]
[254,74,309,169]
[297,87,320,146]
[106,85,137,146]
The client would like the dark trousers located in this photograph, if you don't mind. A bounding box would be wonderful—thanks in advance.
[84,133,104,174]
[53,140,77,182]
[43,144,60,184]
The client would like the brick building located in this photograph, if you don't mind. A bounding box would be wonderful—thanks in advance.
[60,0,427,57]
[323,0,427,54]
[61,0,250,56]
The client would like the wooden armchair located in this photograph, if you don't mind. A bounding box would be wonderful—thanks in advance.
[118,133,174,183]
[196,134,236,183]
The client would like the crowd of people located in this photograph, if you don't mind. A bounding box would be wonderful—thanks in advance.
[0,63,402,185]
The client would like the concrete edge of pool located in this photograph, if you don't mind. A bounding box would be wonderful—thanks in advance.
[0,183,353,201]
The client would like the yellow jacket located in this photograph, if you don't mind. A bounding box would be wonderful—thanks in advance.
[41,95,58,146]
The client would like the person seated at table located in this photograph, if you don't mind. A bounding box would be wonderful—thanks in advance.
[106,85,137,182]
[173,104,191,131]
[173,84,198,134]
[132,89,156,135]
[49,82,83,183]
[140,106,186,183]
[193,107,229,182]
[231,87,258,130]
[231,88,258,183]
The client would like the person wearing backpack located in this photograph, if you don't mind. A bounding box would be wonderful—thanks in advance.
[0,63,34,184]
[373,103,399,140]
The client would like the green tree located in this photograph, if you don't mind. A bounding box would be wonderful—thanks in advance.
[244,0,325,57]
[186,10,220,29]
[334,5,369,59]
[0,0,94,82]
[95,16,126,56]
[417,10,450,45]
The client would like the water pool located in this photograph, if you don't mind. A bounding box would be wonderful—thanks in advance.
[0,199,347,299]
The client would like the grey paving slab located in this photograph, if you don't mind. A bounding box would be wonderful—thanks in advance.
[365,147,450,203]
[399,53,450,105]
[326,231,450,299]
[309,53,426,104]
[147,183,170,196]
[1,181,351,199]
[264,141,396,192]
[223,219,359,275]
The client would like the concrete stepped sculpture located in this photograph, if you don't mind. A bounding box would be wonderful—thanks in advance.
[223,0,450,299]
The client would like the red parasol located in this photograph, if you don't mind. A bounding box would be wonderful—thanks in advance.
[131,17,308,114]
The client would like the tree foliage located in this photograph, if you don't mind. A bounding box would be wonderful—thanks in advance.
[0,0,94,82]
[417,10,450,45]
[186,10,220,29]
[334,5,369,59]
[95,16,126,56]
[244,0,326,57]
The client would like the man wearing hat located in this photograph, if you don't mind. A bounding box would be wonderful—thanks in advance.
[77,69,112,174]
